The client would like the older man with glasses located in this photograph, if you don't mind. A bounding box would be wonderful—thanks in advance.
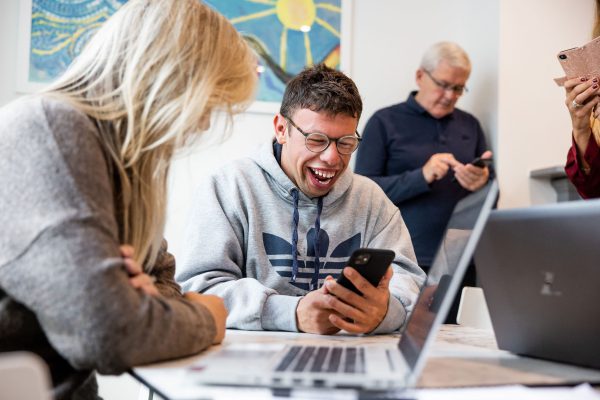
[355,42,493,321]
[176,64,425,335]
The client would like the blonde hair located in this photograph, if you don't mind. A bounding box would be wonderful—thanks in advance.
[594,0,600,39]
[45,0,257,268]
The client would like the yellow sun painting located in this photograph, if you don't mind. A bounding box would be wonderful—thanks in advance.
[205,0,342,102]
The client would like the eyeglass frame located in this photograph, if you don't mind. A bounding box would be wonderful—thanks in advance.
[283,115,362,155]
[423,69,468,95]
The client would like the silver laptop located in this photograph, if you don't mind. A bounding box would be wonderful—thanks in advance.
[475,199,600,370]
[188,180,499,389]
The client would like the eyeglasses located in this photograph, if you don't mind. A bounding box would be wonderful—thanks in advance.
[284,116,361,155]
[424,69,468,95]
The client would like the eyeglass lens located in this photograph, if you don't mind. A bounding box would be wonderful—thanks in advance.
[305,133,358,154]
[425,70,466,94]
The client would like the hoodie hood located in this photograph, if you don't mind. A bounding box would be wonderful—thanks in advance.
[252,139,354,208]
[251,139,354,289]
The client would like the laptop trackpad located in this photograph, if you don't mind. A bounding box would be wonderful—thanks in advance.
[190,343,284,372]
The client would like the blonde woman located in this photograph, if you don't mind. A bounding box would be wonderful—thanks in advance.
[564,0,600,198]
[0,0,256,398]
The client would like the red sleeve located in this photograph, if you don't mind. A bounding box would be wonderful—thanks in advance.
[565,134,600,199]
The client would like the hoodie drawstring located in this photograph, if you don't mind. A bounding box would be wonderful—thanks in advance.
[291,189,300,282]
[290,189,324,290]
[310,197,324,290]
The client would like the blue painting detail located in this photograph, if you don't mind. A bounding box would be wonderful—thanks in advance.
[204,0,342,103]
[28,0,341,102]
[263,230,361,290]
[29,0,126,83]
[27,0,342,103]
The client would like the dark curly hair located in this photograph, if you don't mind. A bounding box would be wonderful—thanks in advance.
[280,64,362,121]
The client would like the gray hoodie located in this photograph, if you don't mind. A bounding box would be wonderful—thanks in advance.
[176,140,425,334]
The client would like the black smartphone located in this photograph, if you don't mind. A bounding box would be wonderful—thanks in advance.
[470,156,493,168]
[336,248,395,295]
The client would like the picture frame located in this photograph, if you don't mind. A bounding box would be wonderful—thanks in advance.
[17,0,354,114]
[16,0,40,94]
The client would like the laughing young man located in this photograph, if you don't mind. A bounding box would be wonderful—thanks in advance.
[176,65,425,335]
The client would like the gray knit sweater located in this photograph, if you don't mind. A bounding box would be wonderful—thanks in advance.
[0,96,217,400]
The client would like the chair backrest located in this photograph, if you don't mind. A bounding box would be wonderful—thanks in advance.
[0,352,52,400]
[456,286,494,332]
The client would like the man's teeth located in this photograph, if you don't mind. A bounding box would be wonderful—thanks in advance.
[311,168,336,179]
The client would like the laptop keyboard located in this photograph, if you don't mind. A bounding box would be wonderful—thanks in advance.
[275,346,366,374]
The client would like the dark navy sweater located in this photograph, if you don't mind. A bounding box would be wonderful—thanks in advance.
[355,92,491,266]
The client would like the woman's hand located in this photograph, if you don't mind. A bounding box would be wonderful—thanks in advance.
[120,245,160,297]
[184,292,228,345]
[565,77,600,150]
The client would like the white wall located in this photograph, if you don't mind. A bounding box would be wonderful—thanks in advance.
[0,0,594,237]
[498,0,594,207]
[0,0,20,105]
[351,0,499,140]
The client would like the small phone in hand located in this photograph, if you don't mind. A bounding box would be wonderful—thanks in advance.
[470,156,493,168]
[336,248,395,295]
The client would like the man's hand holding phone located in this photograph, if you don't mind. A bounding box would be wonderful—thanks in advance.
[296,248,395,334]
[453,150,492,191]
[295,289,342,335]
[295,267,391,335]
[322,266,392,334]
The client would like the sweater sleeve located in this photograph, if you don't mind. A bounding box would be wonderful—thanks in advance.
[361,188,426,334]
[176,176,300,332]
[151,239,184,298]
[0,97,216,374]
[565,134,600,199]
[355,113,431,204]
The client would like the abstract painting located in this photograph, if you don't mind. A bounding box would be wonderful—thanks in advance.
[18,0,348,109]
[22,0,126,86]
[204,0,343,105]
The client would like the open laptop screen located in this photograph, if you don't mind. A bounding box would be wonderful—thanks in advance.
[398,180,498,372]
[475,198,600,369]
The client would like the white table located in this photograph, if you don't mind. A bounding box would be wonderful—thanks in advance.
[131,325,600,400]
